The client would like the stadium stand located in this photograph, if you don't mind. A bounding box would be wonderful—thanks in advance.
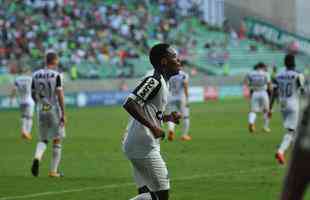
[0,0,308,83]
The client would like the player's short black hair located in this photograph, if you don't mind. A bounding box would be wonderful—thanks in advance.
[46,52,58,65]
[149,43,170,69]
[284,53,295,69]
[254,62,266,70]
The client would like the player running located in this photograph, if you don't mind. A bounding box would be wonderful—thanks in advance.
[31,52,66,177]
[122,43,181,200]
[167,69,191,141]
[10,67,35,140]
[244,62,272,133]
[272,54,305,165]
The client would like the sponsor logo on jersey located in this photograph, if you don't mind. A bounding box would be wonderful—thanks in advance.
[137,77,159,100]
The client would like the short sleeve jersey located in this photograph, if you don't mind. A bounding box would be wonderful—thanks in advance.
[123,70,169,159]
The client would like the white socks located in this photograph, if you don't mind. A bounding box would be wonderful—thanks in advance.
[278,132,294,154]
[167,121,175,132]
[50,144,62,173]
[263,113,270,129]
[129,193,153,200]
[248,112,256,124]
[34,142,47,161]
[22,118,33,134]
[182,118,190,136]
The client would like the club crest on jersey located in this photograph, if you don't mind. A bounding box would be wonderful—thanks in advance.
[137,77,159,100]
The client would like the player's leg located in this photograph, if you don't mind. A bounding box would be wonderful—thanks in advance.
[262,93,271,132]
[31,113,49,177]
[248,94,258,132]
[20,103,32,140]
[49,138,63,177]
[167,101,178,141]
[180,101,191,141]
[276,109,298,164]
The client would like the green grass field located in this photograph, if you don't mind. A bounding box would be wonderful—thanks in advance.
[0,100,305,200]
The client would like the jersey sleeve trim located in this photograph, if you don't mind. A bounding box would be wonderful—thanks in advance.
[130,76,161,105]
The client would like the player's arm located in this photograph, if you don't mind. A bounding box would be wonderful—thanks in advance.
[297,73,305,95]
[55,74,66,126]
[184,75,189,106]
[123,76,165,139]
[31,79,37,103]
[270,79,278,111]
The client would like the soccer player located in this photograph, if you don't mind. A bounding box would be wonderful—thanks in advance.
[31,52,66,177]
[244,62,272,133]
[122,43,181,200]
[279,99,310,200]
[272,54,305,165]
[10,67,34,140]
[167,69,191,141]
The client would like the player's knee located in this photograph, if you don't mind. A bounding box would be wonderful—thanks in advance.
[154,190,169,200]
[138,186,150,194]
[53,138,61,145]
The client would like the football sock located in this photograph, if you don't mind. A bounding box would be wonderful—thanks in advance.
[129,193,153,200]
[50,143,62,173]
[167,121,175,132]
[182,118,190,136]
[248,112,256,124]
[21,118,28,133]
[34,142,47,161]
[26,118,33,133]
[263,113,270,129]
[278,132,294,154]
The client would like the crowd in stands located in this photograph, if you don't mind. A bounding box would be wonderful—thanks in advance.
[0,0,204,79]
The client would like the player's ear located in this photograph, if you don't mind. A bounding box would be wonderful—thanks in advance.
[160,57,167,66]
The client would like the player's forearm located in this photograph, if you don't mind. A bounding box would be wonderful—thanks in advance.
[57,90,65,117]
[123,98,157,131]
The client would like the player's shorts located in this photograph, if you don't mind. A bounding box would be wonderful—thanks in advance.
[38,105,65,141]
[129,153,170,192]
[250,90,269,112]
[280,101,300,130]
[166,99,189,118]
[20,101,35,119]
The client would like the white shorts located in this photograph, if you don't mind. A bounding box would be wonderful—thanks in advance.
[20,101,34,118]
[129,153,170,192]
[167,100,189,118]
[250,91,269,112]
[281,101,300,130]
[38,106,65,141]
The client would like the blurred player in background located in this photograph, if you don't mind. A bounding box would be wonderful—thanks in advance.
[167,69,191,141]
[122,43,181,200]
[271,54,305,165]
[31,52,66,177]
[280,98,310,200]
[244,62,272,133]
[10,67,35,140]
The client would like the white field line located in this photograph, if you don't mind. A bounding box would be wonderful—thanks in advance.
[0,166,277,200]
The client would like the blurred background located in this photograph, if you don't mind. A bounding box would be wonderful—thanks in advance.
[0,0,309,108]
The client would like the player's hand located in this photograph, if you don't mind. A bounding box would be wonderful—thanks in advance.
[60,115,66,127]
[169,112,182,124]
[150,126,165,140]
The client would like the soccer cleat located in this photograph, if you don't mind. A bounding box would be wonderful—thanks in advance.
[263,127,271,133]
[275,152,286,165]
[31,159,40,177]
[248,124,256,133]
[48,172,64,178]
[180,135,192,141]
[22,132,32,141]
[168,130,175,141]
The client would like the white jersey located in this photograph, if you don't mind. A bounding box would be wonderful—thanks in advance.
[246,70,270,91]
[32,68,63,112]
[14,75,33,103]
[275,69,304,110]
[123,70,169,159]
[168,70,189,101]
